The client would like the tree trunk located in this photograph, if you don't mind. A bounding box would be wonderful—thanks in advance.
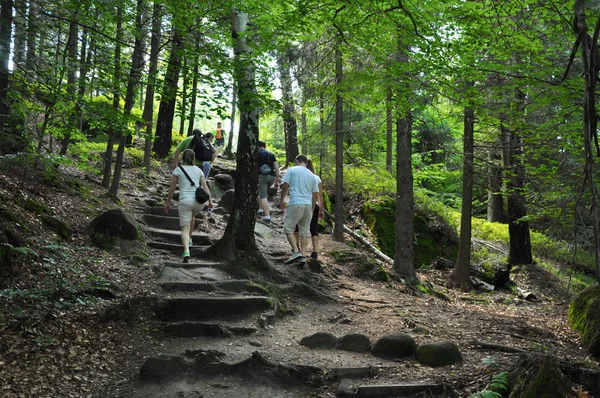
[109,0,144,198]
[60,13,79,155]
[142,1,161,173]
[153,28,183,158]
[487,138,505,222]
[503,92,533,265]
[0,0,13,130]
[205,11,276,277]
[278,50,298,165]
[333,39,344,242]
[452,105,474,289]
[179,55,188,136]
[102,6,122,188]
[575,0,600,281]
[25,0,36,74]
[224,81,236,157]
[187,52,199,136]
[386,88,393,173]
[12,0,25,67]
[395,111,418,285]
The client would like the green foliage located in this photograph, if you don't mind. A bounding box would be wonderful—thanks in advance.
[335,164,396,197]
[468,372,509,398]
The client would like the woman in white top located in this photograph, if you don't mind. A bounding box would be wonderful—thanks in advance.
[165,149,212,262]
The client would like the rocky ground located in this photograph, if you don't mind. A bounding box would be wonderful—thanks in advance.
[0,155,598,398]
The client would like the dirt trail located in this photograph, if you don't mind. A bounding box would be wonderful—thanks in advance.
[105,160,593,398]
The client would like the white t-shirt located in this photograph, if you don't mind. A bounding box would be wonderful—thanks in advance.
[281,165,319,206]
[173,165,204,203]
[314,174,322,205]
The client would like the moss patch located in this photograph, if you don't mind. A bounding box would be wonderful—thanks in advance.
[41,215,73,240]
[509,355,569,398]
[363,197,458,268]
[568,284,600,357]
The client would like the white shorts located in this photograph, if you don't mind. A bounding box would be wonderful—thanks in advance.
[283,204,312,237]
[178,199,203,226]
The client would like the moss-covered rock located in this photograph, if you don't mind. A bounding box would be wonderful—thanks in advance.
[415,341,462,366]
[363,197,458,268]
[509,355,570,398]
[89,209,140,243]
[41,214,73,239]
[371,332,416,359]
[23,199,47,214]
[568,284,600,358]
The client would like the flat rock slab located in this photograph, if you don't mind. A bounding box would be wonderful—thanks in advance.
[160,280,265,294]
[147,227,212,244]
[148,241,206,254]
[159,266,233,282]
[163,321,258,337]
[142,214,188,230]
[162,260,228,269]
[254,222,273,238]
[155,296,275,321]
[355,382,445,397]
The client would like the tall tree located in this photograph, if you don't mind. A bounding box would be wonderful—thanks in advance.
[102,6,123,188]
[206,10,276,277]
[278,49,299,165]
[0,0,12,132]
[574,0,600,280]
[153,28,184,158]
[224,81,236,158]
[452,102,475,289]
[143,1,162,173]
[333,36,344,242]
[109,0,145,198]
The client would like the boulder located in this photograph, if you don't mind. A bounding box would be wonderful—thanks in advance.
[89,209,140,241]
[415,341,462,366]
[300,331,338,349]
[214,174,234,191]
[41,215,72,239]
[219,189,235,214]
[140,353,192,380]
[371,332,416,359]
[568,284,600,358]
[336,333,371,353]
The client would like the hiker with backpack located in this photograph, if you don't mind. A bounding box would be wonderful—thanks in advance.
[256,140,279,224]
[165,149,212,263]
[171,129,216,180]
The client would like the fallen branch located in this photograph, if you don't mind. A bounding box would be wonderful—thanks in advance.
[470,339,529,354]
[487,331,543,344]
[324,210,393,265]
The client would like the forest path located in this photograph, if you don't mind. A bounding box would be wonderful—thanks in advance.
[103,159,592,398]
[108,164,454,398]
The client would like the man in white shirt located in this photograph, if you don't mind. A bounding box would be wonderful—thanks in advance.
[279,155,319,264]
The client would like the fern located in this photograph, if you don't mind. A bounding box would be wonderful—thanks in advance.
[468,392,502,398]
[468,372,509,398]
[490,372,509,394]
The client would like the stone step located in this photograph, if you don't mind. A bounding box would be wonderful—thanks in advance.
[160,280,268,295]
[146,227,212,244]
[144,206,210,218]
[163,321,258,337]
[155,296,276,321]
[142,214,187,230]
[148,241,208,254]
[337,381,446,397]
[158,266,235,283]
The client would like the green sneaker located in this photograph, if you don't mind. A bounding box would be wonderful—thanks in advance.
[183,251,190,263]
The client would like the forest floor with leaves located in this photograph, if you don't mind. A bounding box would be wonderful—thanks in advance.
[0,156,597,398]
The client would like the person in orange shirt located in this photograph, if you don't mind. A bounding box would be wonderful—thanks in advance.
[214,122,226,148]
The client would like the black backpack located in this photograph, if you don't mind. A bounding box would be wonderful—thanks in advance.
[190,134,213,162]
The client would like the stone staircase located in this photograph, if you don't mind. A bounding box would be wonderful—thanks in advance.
[106,176,450,398]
